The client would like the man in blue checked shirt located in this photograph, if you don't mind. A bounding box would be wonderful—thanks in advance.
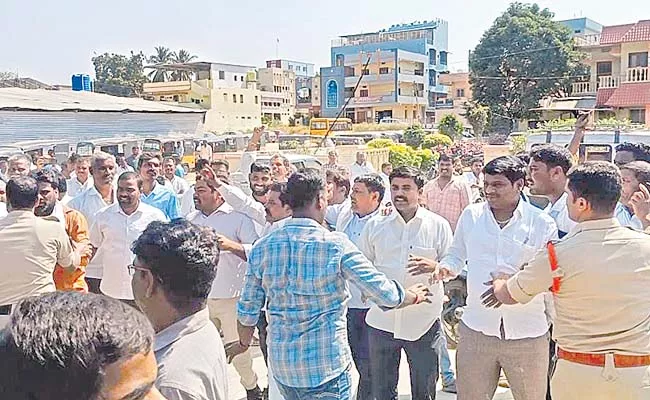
[228,171,430,400]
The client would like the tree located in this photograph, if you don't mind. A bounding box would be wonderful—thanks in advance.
[171,49,197,81]
[422,133,453,149]
[464,101,490,138]
[469,3,586,132]
[403,125,426,148]
[438,114,463,138]
[92,51,147,97]
[148,46,175,82]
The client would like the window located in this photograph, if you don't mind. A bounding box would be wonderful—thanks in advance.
[289,65,293,70]
[233,94,237,103]
[596,62,612,76]
[362,69,370,76]
[240,95,244,103]
[629,52,649,68]
[429,50,437,65]
[234,75,238,81]
[218,71,225,80]
[255,96,259,104]
[439,51,448,66]
[379,67,389,75]
[223,93,228,102]
[456,88,465,98]
[630,109,646,124]
[360,89,369,97]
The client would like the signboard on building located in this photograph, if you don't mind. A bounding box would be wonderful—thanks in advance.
[326,80,338,108]
[296,76,313,105]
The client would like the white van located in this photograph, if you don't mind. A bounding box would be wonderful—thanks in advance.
[523,130,650,162]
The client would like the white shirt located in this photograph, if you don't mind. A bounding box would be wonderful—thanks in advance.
[188,203,259,298]
[180,186,196,217]
[358,207,453,341]
[440,201,558,340]
[164,176,190,196]
[66,176,94,198]
[0,202,6,219]
[350,162,375,180]
[67,186,117,278]
[155,308,229,400]
[116,164,135,177]
[89,202,167,299]
[545,192,577,238]
[336,205,381,309]
[463,171,483,187]
[379,172,392,206]
[325,198,351,229]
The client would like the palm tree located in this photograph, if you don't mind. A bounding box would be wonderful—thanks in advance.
[147,46,175,82]
[171,49,198,81]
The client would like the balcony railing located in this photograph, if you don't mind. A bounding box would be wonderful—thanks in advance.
[571,69,648,94]
[572,81,594,94]
[599,75,621,88]
[627,67,650,83]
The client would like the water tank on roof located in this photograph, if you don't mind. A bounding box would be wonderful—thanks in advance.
[71,74,92,91]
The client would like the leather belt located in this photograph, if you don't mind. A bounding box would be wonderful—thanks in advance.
[558,348,650,368]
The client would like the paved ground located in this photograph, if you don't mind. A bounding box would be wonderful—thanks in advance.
[227,345,514,400]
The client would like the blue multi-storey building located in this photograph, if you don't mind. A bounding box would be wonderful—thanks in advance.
[321,20,449,124]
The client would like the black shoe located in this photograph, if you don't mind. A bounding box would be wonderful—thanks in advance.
[246,386,263,400]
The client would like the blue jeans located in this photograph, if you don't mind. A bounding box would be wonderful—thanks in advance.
[276,369,351,400]
[439,334,455,386]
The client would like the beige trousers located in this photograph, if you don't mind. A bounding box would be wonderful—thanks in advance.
[457,322,549,400]
[208,297,258,390]
[551,358,650,400]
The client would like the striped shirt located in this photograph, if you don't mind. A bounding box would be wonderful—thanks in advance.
[237,218,405,388]
[423,177,472,232]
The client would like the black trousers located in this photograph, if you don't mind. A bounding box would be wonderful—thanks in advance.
[369,320,442,400]
[85,278,101,294]
[257,310,269,366]
[347,308,372,400]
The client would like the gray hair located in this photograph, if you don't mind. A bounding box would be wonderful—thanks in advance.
[91,151,116,170]
[8,154,31,166]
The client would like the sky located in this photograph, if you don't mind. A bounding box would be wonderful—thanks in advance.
[1,0,649,85]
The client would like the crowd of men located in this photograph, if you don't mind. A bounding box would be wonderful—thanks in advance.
[1,122,650,400]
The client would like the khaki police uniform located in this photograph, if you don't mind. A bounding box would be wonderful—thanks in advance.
[506,218,650,400]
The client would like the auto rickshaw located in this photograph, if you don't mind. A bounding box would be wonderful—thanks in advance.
[142,139,162,154]
[161,138,196,170]
[76,142,95,156]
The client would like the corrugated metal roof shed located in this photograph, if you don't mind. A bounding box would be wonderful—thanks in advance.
[0,88,204,113]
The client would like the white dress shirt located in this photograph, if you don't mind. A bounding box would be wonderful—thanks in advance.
[545,192,577,238]
[349,162,375,180]
[66,176,94,198]
[180,186,196,217]
[67,186,117,278]
[188,203,259,299]
[379,172,392,206]
[336,206,381,309]
[440,201,558,340]
[325,198,351,229]
[358,207,453,341]
[164,176,190,196]
[89,202,167,299]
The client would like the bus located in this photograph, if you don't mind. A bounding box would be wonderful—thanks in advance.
[309,118,353,136]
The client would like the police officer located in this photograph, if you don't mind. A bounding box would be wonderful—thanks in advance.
[481,161,650,400]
